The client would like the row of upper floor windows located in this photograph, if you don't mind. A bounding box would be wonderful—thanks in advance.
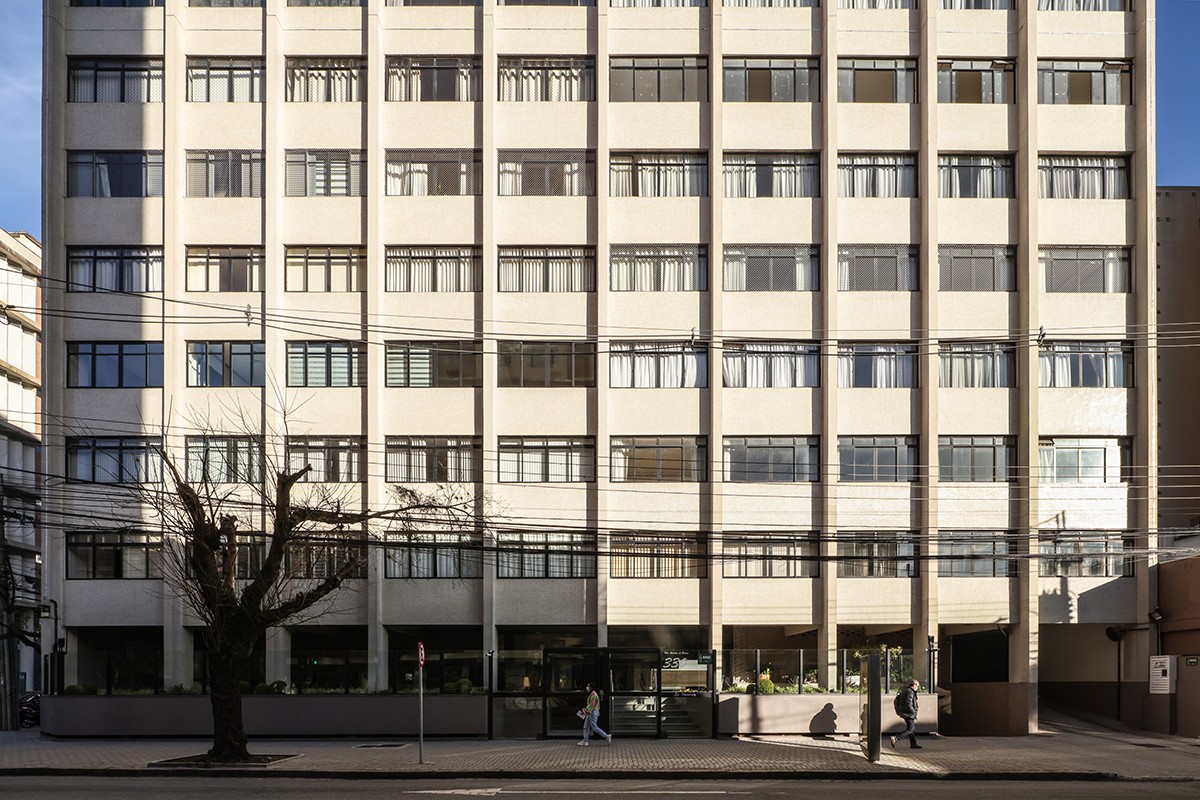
[63,338,1135,389]
[64,150,1134,199]
[71,0,1133,13]
[67,56,1134,105]
[65,245,1133,294]
[61,434,1135,490]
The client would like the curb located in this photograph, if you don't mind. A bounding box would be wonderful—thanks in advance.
[1,767,1195,782]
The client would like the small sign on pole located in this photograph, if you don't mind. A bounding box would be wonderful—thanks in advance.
[418,641,426,764]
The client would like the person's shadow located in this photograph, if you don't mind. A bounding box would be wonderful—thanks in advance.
[809,702,838,738]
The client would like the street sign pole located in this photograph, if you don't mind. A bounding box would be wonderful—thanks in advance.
[418,641,425,764]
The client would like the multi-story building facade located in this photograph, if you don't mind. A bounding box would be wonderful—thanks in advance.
[42,0,1155,736]
[0,229,43,697]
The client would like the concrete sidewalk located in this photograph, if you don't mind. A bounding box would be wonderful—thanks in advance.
[1,714,1198,783]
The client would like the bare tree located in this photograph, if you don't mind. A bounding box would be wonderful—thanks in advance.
[141,428,479,762]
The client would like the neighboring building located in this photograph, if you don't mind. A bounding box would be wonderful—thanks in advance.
[0,229,43,695]
[41,0,1154,736]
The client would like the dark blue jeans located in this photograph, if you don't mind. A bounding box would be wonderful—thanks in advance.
[899,716,917,745]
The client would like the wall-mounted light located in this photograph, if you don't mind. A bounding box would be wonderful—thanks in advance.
[1148,608,1165,623]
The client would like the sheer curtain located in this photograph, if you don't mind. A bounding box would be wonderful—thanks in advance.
[610,343,707,388]
[838,155,916,197]
[498,158,522,195]
[839,0,912,7]
[386,158,428,195]
[939,344,1011,387]
[723,343,819,388]
[1039,156,1129,199]
[724,0,815,5]
[839,345,914,387]
[613,154,707,197]
[939,156,1012,199]
[611,246,706,291]
[1037,0,1123,8]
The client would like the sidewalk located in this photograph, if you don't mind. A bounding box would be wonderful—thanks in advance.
[1,713,1198,783]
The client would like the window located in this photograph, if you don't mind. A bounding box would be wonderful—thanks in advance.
[611,436,707,482]
[186,437,264,484]
[287,535,367,579]
[723,58,818,102]
[837,532,918,577]
[68,342,163,388]
[186,58,264,103]
[723,0,816,5]
[386,437,482,482]
[1040,247,1130,293]
[186,150,263,197]
[497,150,595,196]
[285,247,365,292]
[68,247,162,292]
[67,531,162,579]
[1037,0,1125,9]
[495,247,592,292]
[1039,532,1131,578]
[724,437,819,482]
[938,155,1014,198]
[191,0,264,6]
[498,531,596,578]
[611,245,706,292]
[385,247,481,292]
[610,58,708,102]
[285,58,365,102]
[1038,342,1132,387]
[838,436,917,481]
[386,149,481,196]
[187,341,266,387]
[288,0,362,5]
[724,245,819,291]
[68,58,162,103]
[838,344,917,387]
[287,437,365,483]
[942,0,1010,6]
[612,0,704,5]
[384,532,482,578]
[839,0,910,7]
[1038,437,1130,483]
[610,534,707,578]
[837,154,917,198]
[937,60,1014,103]
[938,342,1015,387]
[610,342,708,388]
[723,342,819,388]
[938,436,1014,482]
[68,151,163,198]
[610,152,708,197]
[286,341,366,387]
[940,531,1012,577]
[497,341,596,387]
[837,59,917,102]
[386,56,481,101]
[285,150,366,197]
[1038,156,1129,199]
[386,0,480,5]
[838,245,918,290]
[722,536,819,577]
[70,0,162,6]
[724,153,820,198]
[186,246,263,292]
[1038,61,1132,104]
[385,340,482,387]
[939,245,1015,291]
[498,0,595,4]
[498,57,595,101]
[66,437,161,483]
[498,437,595,482]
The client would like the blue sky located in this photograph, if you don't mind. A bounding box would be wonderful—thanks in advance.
[0,0,1197,238]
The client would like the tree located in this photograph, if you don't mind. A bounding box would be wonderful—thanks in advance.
[149,439,478,762]
[0,502,39,732]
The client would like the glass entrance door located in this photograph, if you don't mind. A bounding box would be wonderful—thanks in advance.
[607,649,662,737]
[543,649,598,737]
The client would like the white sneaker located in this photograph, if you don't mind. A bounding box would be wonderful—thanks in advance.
[607,734,613,744]
[577,740,588,746]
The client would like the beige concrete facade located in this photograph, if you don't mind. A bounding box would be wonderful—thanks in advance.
[41,0,1155,734]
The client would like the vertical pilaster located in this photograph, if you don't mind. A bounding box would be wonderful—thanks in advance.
[480,0,498,660]
[595,0,611,650]
[706,0,726,661]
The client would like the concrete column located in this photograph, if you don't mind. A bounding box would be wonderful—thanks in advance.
[594,0,611,651]
[264,626,290,685]
[705,0,725,661]
[480,0,498,661]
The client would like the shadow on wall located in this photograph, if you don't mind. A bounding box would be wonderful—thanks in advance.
[809,702,837,736]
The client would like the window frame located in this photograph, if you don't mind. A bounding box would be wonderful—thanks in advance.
[286,341,367,387]
[186,341,266,387]
[610,436,708,482]
[937,436,1016,482]
[385,436,483,483]
[67,247,163,293]
[723,436,820,482]
[67,341,164,388]
[497,341,596,388]
[837,436,918,482]
[497,437,596,483]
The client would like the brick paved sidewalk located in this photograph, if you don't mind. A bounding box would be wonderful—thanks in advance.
[0,717,1197,782]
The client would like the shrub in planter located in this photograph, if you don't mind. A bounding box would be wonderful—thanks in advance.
[757,677,776,695]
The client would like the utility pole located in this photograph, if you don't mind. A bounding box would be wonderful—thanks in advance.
[0,485,18,730]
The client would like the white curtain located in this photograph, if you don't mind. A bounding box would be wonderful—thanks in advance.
[386,159,428,196]
[1038,0,1123,8]
[723,343,818,388]
[388,64,419,101]
[613,0,704,6]
[939,156,1011,199]
[1039,156,1128,199]
[610,246,704,291]
[612,154,706,197]
[498,159,522,195]
[838,345,914,388]
[939,344,1011,387]
[724,0,814,5]
[610,343,707,388]
[839,0,911,7]
[838,155,916,198]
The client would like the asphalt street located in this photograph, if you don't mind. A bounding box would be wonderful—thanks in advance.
[0,778,1196,799]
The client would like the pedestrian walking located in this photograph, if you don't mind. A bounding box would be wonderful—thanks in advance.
[889,678,923,750]
[578,682,612,746]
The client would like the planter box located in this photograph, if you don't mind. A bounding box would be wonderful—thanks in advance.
[42,694,487,738]
[717,693,938,736]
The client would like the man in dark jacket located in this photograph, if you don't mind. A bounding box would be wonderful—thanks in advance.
[889,679,923,749]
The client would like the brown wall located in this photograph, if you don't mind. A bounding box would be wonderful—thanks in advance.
[716,694,938,736]
[939,683,1033,736]
[1159,557,1200,647]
